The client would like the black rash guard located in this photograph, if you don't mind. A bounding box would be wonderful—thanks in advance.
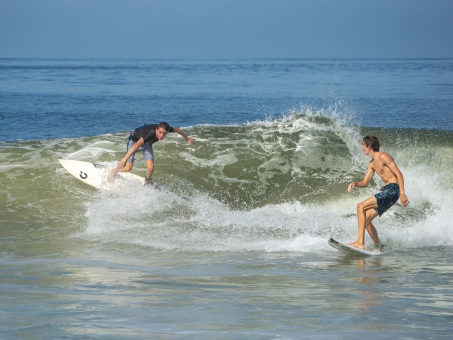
[130,124,174,145]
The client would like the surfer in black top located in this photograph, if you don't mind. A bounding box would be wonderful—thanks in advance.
[108,122,195,184]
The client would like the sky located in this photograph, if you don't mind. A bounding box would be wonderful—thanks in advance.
[1,0,452,59]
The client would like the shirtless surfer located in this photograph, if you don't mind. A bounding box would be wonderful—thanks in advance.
[108,122,194,184]
[347,135,409,252]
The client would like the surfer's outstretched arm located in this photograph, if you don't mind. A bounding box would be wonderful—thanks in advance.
[173,127,195,146]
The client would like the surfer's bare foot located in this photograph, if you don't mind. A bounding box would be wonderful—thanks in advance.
[347,241,365,250]
[372,244,384,253]
[107,168,119,182]
[144,177,154,186]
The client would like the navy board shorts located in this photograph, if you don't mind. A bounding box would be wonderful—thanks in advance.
[374,183,400,216]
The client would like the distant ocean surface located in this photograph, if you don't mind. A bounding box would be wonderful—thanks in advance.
[1,58,453,339]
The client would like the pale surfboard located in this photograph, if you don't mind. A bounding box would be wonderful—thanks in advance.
[328,237,383,256]
[58,159,145,189]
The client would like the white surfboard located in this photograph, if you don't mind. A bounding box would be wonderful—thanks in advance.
[58,159,145,189]
[328,237,383,256]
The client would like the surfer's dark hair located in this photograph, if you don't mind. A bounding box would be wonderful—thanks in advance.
[363,135,380,152]
[158,122,170,131]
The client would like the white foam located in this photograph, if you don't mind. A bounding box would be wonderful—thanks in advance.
[80,161,453,253]
[78,112,453,253]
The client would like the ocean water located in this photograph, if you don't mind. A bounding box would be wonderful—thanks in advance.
[1,58,453,339]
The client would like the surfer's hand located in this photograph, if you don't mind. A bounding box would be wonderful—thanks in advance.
[187,137,195,146]
[117,159,127,169]
[347,182,355,192]
[400,193,409,207]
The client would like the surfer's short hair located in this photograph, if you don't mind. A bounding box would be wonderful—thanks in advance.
[158,122,170,131]
[363,135,380,152]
